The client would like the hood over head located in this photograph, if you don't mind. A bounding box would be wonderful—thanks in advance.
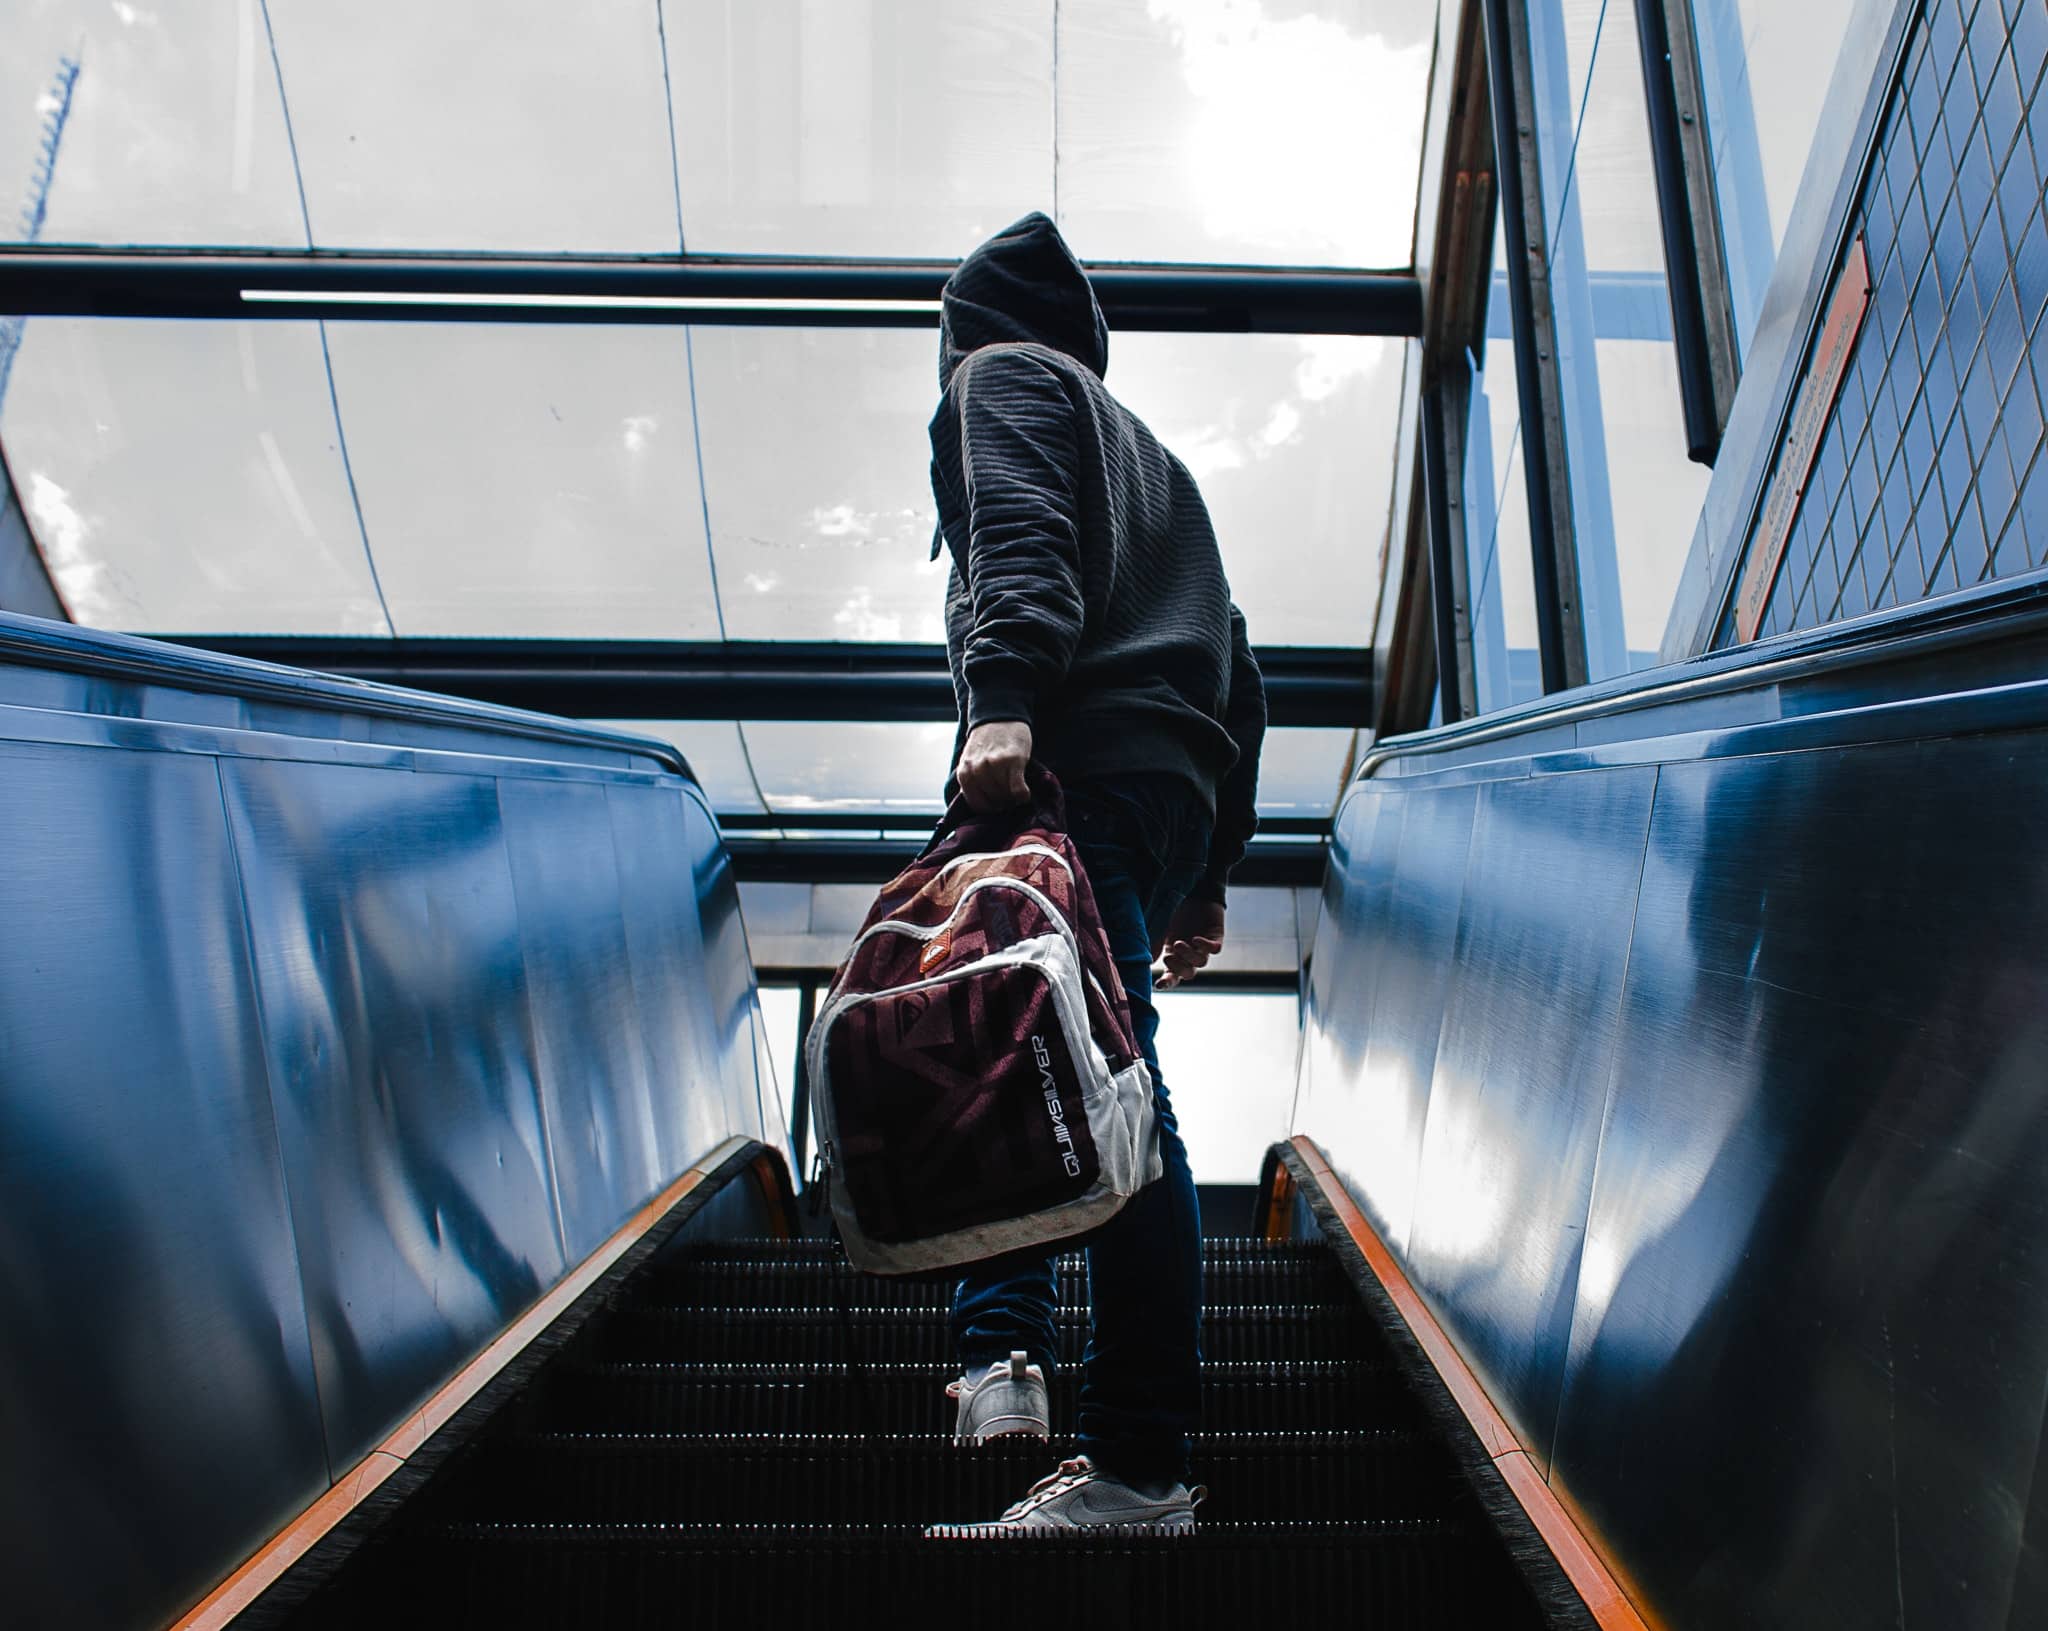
[939,212,1109,388]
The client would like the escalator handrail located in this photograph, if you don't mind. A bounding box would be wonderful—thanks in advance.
[0,610,698,785]
[1357,569,2048,783]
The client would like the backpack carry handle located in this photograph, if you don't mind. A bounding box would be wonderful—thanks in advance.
[923,759,1067,858]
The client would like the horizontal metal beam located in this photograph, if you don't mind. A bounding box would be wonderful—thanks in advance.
[727,836,1328,889]
[716,810,1332,838]
[163,637,1374,728]
[0,248,1423,335]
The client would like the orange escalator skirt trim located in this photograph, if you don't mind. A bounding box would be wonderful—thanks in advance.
[1288,1134,1655,1631]
[168,1133,757,1631]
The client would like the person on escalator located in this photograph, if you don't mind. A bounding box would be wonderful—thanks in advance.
[923,211,1267,1536]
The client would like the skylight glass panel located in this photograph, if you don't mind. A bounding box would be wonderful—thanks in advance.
[5,2,1436,265]
[1056,0,1438,266]
[320,324,720,638]
[0,2,303,249]
[0,319,386,631]
[1254,726,1358,818]
[743,720,959,816]
[263,0,682,252]
[1111,332,1405,645]
[694,327,1402,647]
[590,720,765,813]
[689,326,950,643]
[604,718,1351,823]
[668,0,1053,257]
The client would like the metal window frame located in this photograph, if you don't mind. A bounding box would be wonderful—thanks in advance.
[1479,0,1591,695]
[1634,0,1741,464]
[157,636,1374,729]
[1412,0,1499,730]
[0,247,1423,336]
[728,835,1328,889]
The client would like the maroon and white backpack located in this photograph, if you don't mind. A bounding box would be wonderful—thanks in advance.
[804,769,1161,1274]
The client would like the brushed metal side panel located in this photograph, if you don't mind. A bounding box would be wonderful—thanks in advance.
[1553,741,2048,1630]
[1299,783,1485,1257]
[496,776,667,1261]
[0,741,326,1631]
[1404,768,1657,1474]
[219,758,568,1473]
[686,793,770,1141]
[1295,787,1388,1138]
[604,782,749,1175]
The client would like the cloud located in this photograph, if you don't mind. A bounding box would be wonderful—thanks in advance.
[832,589,903,641]
[1146,0,1430,263]
[621,414,657,453]
[744,572,780,593]
[25,471,120,624]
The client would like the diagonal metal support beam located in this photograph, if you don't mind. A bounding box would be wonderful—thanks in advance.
[1481,0,1590,694]
[0,248,1424,336]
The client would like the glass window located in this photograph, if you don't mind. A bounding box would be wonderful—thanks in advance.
[690,328,1404,649]
[1543,0,1712,676]
[1691,0,1862,356]
[1057,0,1438,266]
[1467,209,1541,712]
[592,721,766,814]
[0,3,304,249]
[743,720,958,816]
[321,324,720,638]
[755,981,804,1106]
[0,318,386,631]
[7,0,1440,265]
[1254,727,1359,819]
[265,0,681,252]
[1151,989,1301,1181]
[1114,333,1407,645]
[690,326,951,644]
[670,0,1053,257]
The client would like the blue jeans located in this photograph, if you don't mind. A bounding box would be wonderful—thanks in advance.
[951,776,1209,1487]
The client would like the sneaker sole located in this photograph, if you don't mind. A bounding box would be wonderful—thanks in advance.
[952,1416,1052,1447]
[923,1514,1198,1541]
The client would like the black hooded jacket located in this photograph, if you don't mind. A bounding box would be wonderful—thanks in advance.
[929,212,1266,903]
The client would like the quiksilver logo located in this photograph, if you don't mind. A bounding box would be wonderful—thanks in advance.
[1032,1034,1084,1177]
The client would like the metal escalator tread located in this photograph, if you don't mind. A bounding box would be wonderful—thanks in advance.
[277,1236,1549,1628]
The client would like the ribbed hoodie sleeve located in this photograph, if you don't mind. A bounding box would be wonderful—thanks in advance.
[1191,604,1267,905]
[951,348,1086,729]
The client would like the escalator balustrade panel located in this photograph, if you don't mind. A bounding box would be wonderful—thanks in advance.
[273,1237,1547,1627]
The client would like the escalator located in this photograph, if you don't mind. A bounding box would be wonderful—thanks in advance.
[263,1225,1552,1627]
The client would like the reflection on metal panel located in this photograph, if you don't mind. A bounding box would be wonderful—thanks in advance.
[1297,630,2048,1628]
[605,783,735,1179]
[0,741,326,1631]
[0,619,770,1630]
[497,777,667,1261]
[1405,769,1655,1475]
[221,759,566,1472]
[1554,740,2048,1630]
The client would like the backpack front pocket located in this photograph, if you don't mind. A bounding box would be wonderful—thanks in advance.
[817,947,1102,1247]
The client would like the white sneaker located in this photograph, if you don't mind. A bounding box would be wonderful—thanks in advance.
[947,1350,1050,1445]
[925,1456,1203,1538]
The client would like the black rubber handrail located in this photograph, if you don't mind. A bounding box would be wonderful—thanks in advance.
[1356,569,2048,781]
[0,611,697,784]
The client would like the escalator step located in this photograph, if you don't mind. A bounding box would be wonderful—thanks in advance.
[670,1237,1335,1262]
[638,1255,1358,1313]
[264,1229,1550,1631]
[597,1304,1372,1366]
[296,1520,1540,1630]
[409,1431,1458,1527]
[529,1359,1416,1436]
